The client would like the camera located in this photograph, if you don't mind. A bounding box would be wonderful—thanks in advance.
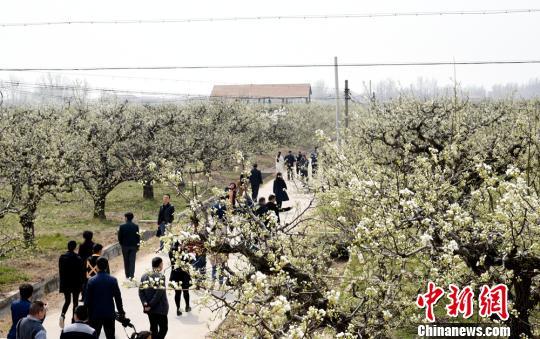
[115,312,134,328]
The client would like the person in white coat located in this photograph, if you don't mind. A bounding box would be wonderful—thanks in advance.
[276,151,284,173]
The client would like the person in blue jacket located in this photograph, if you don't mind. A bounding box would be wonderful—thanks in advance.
[85,257,125,339]
[7,284,33,339]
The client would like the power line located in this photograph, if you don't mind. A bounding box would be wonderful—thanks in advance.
[17,70,228,84]
[0,80,205,97]
[0,80,325,98]
[1,9,539,27]
[0,81,345,103]
[1,59,540,72]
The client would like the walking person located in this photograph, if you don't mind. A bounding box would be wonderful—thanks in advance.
[296,151,303,176]
[60,305,96,339]
[310,148,318,176]
[249,163,263,201]
[59,240,84,329]
[272,173,289,209]
[275,151,284,173]
[298,153,309,184]
[85,257,125,339]
[15,301,47,339]
[118,212,140,279]
[7,284,33,339]
[78,231,94,302]
[77,231,94,265]
[139,257,169,339]
[284,151,296,180]
[157,194,175,239]
[169,241,191,316]
[85,244,108,282]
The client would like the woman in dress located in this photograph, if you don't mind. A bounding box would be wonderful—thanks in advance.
[276,151,284,173]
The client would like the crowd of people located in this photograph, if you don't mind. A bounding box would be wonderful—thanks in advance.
[276,149,318,182]
[8,154,308,339]
[9,210,151,339]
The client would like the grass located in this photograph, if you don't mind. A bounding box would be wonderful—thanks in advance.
[35,233,70,251]
[0,267,30,287]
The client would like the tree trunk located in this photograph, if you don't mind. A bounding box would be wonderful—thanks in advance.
[143,180,154,200]
[19,207,36,243]
[93,194,107,220]
[510,275,532,339]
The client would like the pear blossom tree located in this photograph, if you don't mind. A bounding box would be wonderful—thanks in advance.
[149,98,540,338]
[314,98,540,338]
[0,105,75,241]
[65,101,150,219]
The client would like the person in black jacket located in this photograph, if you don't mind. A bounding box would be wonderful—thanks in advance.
[157,194,175,237]
[118,212,140,279]
[272,173,289,208]
[139,257,169,339]
[78,231,94,302]
[249,163,263,201]
[78,231,94,264]
[60,305,96,339]
[59,240,84,329]
[255,197,269,218]
[267,194,292,224]
[284,151,296,180]
[85,244,108,282]
[85,257,125,339]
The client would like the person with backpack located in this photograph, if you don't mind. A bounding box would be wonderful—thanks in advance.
[85,244,108,282]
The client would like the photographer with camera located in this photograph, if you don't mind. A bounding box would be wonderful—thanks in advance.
[85,257,125,339]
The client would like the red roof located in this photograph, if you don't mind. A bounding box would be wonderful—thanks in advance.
[210,84,311,99]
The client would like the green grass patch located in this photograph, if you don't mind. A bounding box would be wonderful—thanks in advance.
[0,266,30,287]
[35,233,70,251]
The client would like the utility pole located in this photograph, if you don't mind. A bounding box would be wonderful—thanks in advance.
[344,80,350,129]
[334,56,340,146]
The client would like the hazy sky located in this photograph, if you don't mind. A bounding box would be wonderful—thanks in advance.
[0,0,539,97]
